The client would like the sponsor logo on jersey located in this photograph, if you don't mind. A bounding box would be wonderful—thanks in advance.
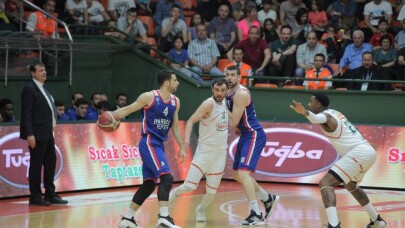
[0,132,64,188]
[216,123,228,131]
[228,128,338,177]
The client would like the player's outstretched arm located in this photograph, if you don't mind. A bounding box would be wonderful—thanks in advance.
[290,99,327,124]
[289,99,307,116]
[113,92,152,119]
[184,99,214,148]
[172,97,186,162]
[230,91,250,128]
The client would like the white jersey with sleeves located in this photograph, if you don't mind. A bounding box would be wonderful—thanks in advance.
[198,97,228,149]
[321,109,368,156]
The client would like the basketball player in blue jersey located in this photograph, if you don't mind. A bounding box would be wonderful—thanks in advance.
[225,65,280,226]
[114,70,186,228]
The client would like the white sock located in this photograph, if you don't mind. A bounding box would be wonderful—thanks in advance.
[124,208,136,219]
[325,207,339,226]
[200,193,215,208]
[160,207,169,217]
[363,203,378,221]
[256,187,269,201]
[249,200,261,215]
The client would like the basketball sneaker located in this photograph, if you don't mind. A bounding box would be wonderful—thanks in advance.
[366,215,387,228]
[239,210,265,226]
[262,193,280,219]
[118,216,139,228]
[168,189,178,207]
[195,204,206,222]
[327,222,341,228]
[156,215,181,228]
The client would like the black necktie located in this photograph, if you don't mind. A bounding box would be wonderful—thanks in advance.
[43,86,57,120]
[315,69,320,77]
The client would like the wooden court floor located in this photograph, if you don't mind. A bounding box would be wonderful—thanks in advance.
[0,181,404,228]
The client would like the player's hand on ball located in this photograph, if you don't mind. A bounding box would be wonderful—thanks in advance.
[97,111,121,132]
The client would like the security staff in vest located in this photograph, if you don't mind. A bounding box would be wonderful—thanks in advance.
[26,0,59,39]
[303,53,332,90]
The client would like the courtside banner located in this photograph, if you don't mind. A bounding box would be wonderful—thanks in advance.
[224,122,405,189]
[0,122,191,198]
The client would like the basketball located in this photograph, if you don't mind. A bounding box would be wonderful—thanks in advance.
[97,111,120,132]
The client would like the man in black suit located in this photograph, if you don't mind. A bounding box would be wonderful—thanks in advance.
[346,52,392,91]
[20,62,68,206]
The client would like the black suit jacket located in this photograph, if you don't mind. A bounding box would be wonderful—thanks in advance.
[346,65,392,91]
[20,79,54,141]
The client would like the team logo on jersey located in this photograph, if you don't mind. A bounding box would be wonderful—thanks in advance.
[161,161,165,167]
[228,128,338,178]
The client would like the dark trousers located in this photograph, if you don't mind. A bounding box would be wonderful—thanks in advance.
[268,54,296,87]
[29,136,56,199]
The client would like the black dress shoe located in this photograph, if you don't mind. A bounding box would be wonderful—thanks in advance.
[29,198,51,206]
[44,195,68,204]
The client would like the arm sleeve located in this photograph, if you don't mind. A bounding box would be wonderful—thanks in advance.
[305,111,327,124]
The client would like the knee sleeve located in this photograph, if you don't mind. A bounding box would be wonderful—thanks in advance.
[158,174,173,201]
[132,179,156,206]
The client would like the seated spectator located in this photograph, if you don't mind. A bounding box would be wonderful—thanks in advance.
[262,18,279,43]
[237,5,260,41]
[279,0,306,25]
[288,7,312,44]
[326,0,356,28]
[4,0,23,30]
[224,47,252,86]
[168,37,193,78]
[397,47,405,80]
[268,24,298,87]
[303,53,332,90]
[86,0,111,35]
[96,100,111,114]
[26,0,59,39]
[113,93,128,111]
[0,0,10,24]
[108,0,136,21]
[66,92,84,120]
[398,3,405,21]
[308,0,327,38]
[117,8,147,43]
[228,26,270,84]
[295,31,328,84]
[257,0,277,26]
[188,24,222,84]
[158,5,187,52]
[65,0,89,34]
[232,0,256,22]
[104,20,122,38]
[100,93,108,101]
[0,98,15,122]
[153,0,184,38]
[188,13,204,42]
[198,0,232,23]
[54,100,70,121]
[208,4,236,56]
[363,0,393,36]
[69,98,90,121]
[369,18,394,49]
[346,51,392,91]
[321,25,338,60]
[373,35,397,79]
[395,18,405,49]
[85,92,101,120]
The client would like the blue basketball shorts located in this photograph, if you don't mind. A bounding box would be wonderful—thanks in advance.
[233,129,266,172]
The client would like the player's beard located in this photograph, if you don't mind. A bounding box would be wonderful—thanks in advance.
[214,95,224,102]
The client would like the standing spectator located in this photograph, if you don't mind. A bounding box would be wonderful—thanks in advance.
[303,53,332,90]
[395,18,405,49]
[85,92,101,120]
[308,0,327,38]
[158,5,187,52]
[369,18,394,49]
[168,37,193,78]
[108,0,136,21]
[66,92,83,120]
[65,0,89,34]
[153,0,184,38]
[86,0,111,35]
[208,4,236,56]
[231,0,256,22]
[289,7,312,44]
[295,31,328,83]
[279,0,306,25]
[188,13,203,41]
[188,24,222,84]
[117,8,147,43]
[54,101,70,121]
[20,62,68,206]
[224,47,253,86]
[326,0,357,27]
[257,0,277,26]
[268,25,298,87]
[26,0,58,39]
[237,5,260,41]
[373,35,397,79]
[363,0,393,35]
[262,18,278,43]
[228,26,271,84]
[0,98,15,122]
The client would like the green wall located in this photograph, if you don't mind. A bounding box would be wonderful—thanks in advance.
[1,36,404,126]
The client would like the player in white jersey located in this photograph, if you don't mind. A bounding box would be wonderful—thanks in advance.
[169,78,229,222]
[290,93,387,228]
